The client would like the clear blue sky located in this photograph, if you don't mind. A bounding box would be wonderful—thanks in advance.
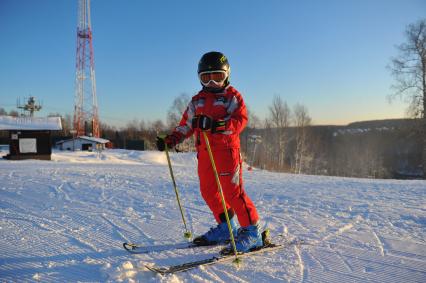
[0,0,425,127]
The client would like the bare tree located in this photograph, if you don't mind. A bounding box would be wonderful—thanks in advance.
[293,104,312,174]
[247,106,261,129]
[166,93,194,152]
[63,114,73,135]
[266,95,291,170]
[138,120,147,134]
[241,106,261,162]
[389,19,426,178]
[125,119,140,140]
[167,93,190,129]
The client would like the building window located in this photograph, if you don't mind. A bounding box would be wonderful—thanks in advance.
[19,138,37,153]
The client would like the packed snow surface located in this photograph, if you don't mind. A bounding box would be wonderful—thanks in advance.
[0,149,425,282]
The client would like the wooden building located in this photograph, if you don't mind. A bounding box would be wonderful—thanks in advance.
[0,116,62,160]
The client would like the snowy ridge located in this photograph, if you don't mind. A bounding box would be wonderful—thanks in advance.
[0,149,425,282]
[332,127,394,136]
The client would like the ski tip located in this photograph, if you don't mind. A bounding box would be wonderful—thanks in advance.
[123,242,137,251]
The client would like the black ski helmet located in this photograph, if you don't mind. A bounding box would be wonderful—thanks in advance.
[198,51,230,88]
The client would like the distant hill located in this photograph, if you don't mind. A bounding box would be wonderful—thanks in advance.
[345,118,418,129]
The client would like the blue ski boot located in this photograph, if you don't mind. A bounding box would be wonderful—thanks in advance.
[193,217,238,246]
[234,224,263,253]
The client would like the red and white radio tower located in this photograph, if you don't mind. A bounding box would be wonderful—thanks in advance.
[73,0,100,138]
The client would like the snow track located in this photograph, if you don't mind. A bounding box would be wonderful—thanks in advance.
[0,149,425,282]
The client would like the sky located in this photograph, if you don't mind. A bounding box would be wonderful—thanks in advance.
[0,0,425,128]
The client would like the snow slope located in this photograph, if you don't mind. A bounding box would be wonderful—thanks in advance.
[0,149,425,282]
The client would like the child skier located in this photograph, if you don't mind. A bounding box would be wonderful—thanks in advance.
[156,51,262,252]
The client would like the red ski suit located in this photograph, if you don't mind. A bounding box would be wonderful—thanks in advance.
[171,86,259,227]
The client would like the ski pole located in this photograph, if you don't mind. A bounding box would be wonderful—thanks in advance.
[161,135,192,240]
[202,131,240,264]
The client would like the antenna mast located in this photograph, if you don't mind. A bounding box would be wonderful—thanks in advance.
[73,0,100,137]
[17,96,42,117]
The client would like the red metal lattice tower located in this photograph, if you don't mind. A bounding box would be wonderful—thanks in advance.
[73,0,100,138]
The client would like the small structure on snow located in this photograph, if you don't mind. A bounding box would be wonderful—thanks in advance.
[0,116,62,160]
[56,136,110,151]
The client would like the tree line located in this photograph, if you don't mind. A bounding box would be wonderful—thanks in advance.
[0,99,421,180]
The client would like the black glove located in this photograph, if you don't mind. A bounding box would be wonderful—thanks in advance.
[192,115,226,133]
[192,115,212,131]
[156,134,179,151]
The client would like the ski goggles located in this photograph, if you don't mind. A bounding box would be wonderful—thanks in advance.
[199,71,227,85]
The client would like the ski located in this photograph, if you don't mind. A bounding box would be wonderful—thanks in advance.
[124,230,285,254]
[122,241,223,254]
[145,238,305,275]
[123,230,284,254]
